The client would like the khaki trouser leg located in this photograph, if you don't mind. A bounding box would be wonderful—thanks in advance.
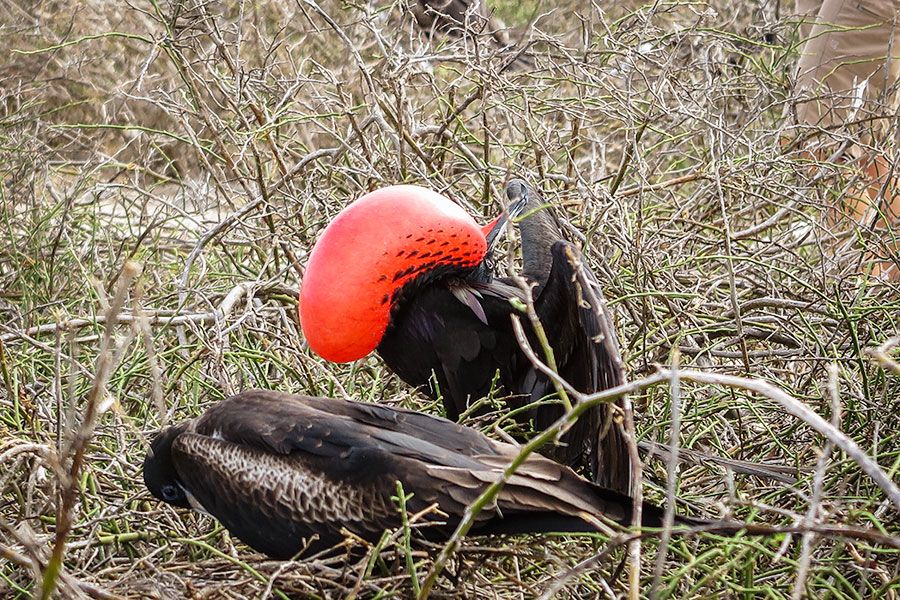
[791,0,900,280]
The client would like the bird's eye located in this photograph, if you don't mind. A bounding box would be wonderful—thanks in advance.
[160,484,182,502]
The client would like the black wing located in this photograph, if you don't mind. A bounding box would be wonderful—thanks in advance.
[377,282,524,421]
[170,391,533,554]
[190,391,500,472]
[199,391,643,529]
[531,241,630,493]
[150,391,666,559]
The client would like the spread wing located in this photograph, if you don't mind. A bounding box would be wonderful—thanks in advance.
[532,241,630,492]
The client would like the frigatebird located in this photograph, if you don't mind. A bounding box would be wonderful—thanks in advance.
[143,390,671,559]
[412,0,509,46]
[299,181,631,493]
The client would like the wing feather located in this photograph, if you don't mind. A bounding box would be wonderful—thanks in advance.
[533,241,631,492]
[378,283,523,421]
[195,391,501,469]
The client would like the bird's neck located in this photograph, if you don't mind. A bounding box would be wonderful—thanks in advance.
[519,201,562,285]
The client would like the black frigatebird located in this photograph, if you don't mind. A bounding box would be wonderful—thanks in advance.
[412,0,509,46]
[299,181,631,493]
[143,390,671,560]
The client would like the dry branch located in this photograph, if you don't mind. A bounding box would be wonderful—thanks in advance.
[2,0,898,597]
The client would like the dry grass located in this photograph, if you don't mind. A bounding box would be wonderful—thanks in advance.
[1,0,898,598]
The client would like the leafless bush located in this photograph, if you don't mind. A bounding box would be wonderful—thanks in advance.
[1,0,897,597]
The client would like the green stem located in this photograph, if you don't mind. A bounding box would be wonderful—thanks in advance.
[395,482,421,596]
[12,32,153,55]
[416,374,663,598]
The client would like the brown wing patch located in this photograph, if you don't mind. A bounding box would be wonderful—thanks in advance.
[173,433,395,526]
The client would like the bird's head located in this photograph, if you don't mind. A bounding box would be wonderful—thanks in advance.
[480,179,530,248]
[143,424,191,509]
[504,178,538,217]
[299,185,511,363]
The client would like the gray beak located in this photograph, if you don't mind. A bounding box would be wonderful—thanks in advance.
[485,179,532,251]
[484,211,509,250]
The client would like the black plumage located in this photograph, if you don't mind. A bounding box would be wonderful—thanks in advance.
[144,390,660,560]
[377,179,631,493]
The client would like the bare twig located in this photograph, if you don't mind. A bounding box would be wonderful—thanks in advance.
[650,351,682,599]
[1,283,274,343]
[791,364,840,599]
[868,336,900,376]
[39,262,142,599]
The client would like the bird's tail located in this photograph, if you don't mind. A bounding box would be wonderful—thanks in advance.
[471,498,702,536]
[466,455,703,536]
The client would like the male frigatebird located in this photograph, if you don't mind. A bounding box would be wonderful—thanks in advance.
[143,390,674,559]
[299,181,631,493]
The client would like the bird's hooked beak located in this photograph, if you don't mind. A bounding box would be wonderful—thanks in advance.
[481,180,530,252]
[481,214,508,251]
